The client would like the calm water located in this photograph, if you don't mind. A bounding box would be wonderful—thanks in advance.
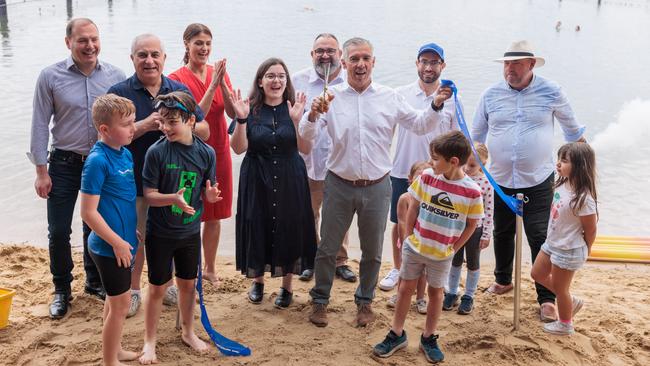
[1,0,649,253]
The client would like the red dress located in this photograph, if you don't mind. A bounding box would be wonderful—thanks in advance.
[169,65,233,221]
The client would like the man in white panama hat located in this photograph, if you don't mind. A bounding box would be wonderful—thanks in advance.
[471,40,586,322]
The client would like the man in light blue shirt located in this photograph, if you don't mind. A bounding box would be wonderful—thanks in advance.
[471,40,585,322]
[29,18,126,319]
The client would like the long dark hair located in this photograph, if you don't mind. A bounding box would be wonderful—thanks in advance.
[182,23,212,65]
[555,142,598,215]
[248,58,295,115]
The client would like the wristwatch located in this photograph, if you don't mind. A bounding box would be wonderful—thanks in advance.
[236,117,248,124]
[431,100,444,112]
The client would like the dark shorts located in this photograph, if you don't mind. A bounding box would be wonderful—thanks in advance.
[89,251,132,297]
[389,176,410,223]
[145,232,201,286]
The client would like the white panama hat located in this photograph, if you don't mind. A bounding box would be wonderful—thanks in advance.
[494,40,545,68]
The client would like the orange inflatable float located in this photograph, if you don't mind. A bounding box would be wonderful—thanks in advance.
[588,236,650,264]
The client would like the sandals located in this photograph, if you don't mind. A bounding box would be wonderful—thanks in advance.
[486,282,513,295]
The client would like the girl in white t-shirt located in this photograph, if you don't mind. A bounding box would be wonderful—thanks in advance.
[531,142,598,335]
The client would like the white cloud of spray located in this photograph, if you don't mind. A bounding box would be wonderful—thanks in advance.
[591,99,650,153]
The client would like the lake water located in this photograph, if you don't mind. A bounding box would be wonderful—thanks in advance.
[1,0,649,255]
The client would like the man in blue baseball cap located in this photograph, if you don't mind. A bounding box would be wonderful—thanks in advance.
[379,42,461,304]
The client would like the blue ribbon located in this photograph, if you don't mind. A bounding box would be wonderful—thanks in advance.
[440,79,523,216]
[196,252,252,356]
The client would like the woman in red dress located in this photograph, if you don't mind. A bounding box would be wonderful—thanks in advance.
[169,23,234,283]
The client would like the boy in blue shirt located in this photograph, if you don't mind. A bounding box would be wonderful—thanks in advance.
[80,94,139,366]
[139,91,222,364]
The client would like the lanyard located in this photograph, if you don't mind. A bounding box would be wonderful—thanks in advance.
[196,251,252,356]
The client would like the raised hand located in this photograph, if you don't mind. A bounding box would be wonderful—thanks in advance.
[211,59,227,90]
[308,92,335,122]
[433,86,453,109]
[230,89,250,119]
[173,187,195,215]
[288,91,307,124]
[113,240,133,268]
[204,180,223,203]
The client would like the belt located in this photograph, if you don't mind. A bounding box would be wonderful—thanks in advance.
[50,148,88,163]
[330,171,389,187]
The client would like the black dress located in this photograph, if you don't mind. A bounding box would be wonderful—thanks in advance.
[235,102,317,278]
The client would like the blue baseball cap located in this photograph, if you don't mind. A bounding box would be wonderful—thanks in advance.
[417,43,444,61]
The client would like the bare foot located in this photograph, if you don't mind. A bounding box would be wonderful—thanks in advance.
[138,342,158,365]
[203,271,221,285]
[181,332,209,353]
[118,349,139,361]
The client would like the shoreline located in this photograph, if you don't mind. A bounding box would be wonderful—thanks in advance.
[1,243,649,365]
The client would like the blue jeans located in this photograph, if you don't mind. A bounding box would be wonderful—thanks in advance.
[47,150,101,294]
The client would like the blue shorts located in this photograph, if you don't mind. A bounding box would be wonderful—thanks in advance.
[389,176,410,223]
[541,242,588,271]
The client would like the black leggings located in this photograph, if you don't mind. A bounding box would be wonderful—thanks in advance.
[452,227,482,270]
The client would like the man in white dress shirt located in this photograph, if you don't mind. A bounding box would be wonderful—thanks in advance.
[292,33,357,283]
[379,43,461,294]
[299,37,452,327]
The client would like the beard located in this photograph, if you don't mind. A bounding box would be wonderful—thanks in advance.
[315,60,341,79]
[418,70,440,84]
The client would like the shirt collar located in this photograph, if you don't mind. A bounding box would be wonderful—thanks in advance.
[66,56,102,72]
[504,73,538,93]
[130,74,171,92]
[343,80,375,95]
[411,80,425,96]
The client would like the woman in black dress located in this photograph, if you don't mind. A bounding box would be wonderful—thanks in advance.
[229,58,317,308]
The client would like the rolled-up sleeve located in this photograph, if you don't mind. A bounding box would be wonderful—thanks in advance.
[29,70,54,165]
[298,111,323,141]
[471,94,489,144]
[394,93,444,136]
[553,88,585,141]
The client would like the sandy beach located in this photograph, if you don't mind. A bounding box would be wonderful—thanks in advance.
[0,243,648,366]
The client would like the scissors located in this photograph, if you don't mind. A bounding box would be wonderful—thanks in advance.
[322,62,331,98]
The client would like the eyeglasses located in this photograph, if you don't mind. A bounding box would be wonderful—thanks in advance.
[418,59,444,67]
[153,98,190,114]
[314,48,337,56]
[263,73,287,81]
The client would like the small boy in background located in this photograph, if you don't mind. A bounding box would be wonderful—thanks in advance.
[373,130,483,363]
[139,91,222,364]
[80,94,139,366]
[443,142,494,315]
[387,161,431,314]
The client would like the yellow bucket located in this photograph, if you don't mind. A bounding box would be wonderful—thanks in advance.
[0,287,16,329]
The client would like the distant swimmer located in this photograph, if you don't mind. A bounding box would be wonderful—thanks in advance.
[555,20,562,31]
[575,25,581,31]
